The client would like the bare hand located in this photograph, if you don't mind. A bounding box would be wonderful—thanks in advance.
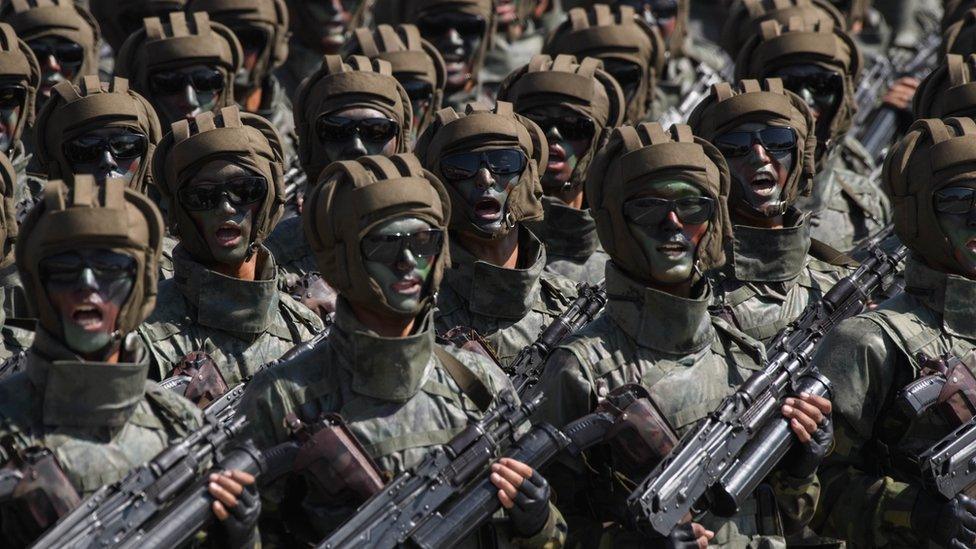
[688,523,715,549]
[882,76,919,110]
[208,470,256,521]
[781,393,832,444]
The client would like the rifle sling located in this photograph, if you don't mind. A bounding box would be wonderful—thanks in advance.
[433,346,493,412]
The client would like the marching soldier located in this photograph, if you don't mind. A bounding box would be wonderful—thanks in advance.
[0,150,29,361]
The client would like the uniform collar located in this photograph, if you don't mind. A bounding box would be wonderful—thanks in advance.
[173,245,280,334]
[443,226,545,320]
[730,210,811,283]
[26,329,148,429]
[605,262,714,354]
[905,257,976,340]
[533,196,600,261]
[330,299,435,402]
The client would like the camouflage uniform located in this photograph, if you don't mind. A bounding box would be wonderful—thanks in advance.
[274,39,322,100]
[435,227,578,366]
[0,289,30,363]
[526,197,608,285]
[264,215,317,280]
[139,246,324,384]
[255,76,297,164]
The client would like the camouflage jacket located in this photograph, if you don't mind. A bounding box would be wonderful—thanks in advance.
[481,21,547,96]
[811,257,976,548]
[435,227,578,367]
[11,142,43,225]
[239,301,567,548]
[709,211,852,346]
[534,262,818,548]
[264,215,319,280]
[254,75,297,166]
[800,137,892,254]
[0,330,202,546]
[0,290,31,365]
[273,39,323,101]
[158,233,179,281]
[138,245,324,385]
[526,197,608,285]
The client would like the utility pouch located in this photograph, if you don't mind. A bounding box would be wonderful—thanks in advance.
[0,446,80,538]
[169,351,229,408]
[288,413,384,507]
[599,384,678,478]
[934,350,976,426]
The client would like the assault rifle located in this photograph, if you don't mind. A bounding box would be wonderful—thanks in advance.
[919,415,976,500]
[658,63,724,128]
[626,243,908,536]
[509,281,607,396]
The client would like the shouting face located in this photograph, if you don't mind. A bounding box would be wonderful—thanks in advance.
[316,107,400,163]
[713,122,796,219]
[148,63,227,125]
[62,127,148,185]
[440,147,527,236]
[935,185,976,278]
[362,216,443,314]
[415,11,486,93]
[521,104,595,194]
[40,248,136,356]
[624,179,713,285]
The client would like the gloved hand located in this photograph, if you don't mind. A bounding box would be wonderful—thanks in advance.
[665,522,715,549]
[209,469,261,549]
[915,493,976,549]
[490,457,552,538]
[781,392,833,479]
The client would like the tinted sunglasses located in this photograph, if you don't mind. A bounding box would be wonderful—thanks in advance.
[934,187,976,215]
[713,127,797,157]
[40,252,137,284]
[778,72,844,99]
[63,133,148,164]
[0,85,27,109]
[361,229,445,263]
[440,148,527,181]
[402,79,435,102]
[624,195,716,226]
[316,115,400,143]
[178,176,268,211]
[27,41,84,65]
[522,113,596,141]
[149,68,225,95]
[416,13,487,37]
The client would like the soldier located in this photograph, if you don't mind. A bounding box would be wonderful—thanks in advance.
[88,0,185,54]
[186,0,297,163]
[344,24,447,142]
[914,53,976,120]
[265,55,412,279]
[239,153,566,547]
[810,117,976,547]
[0,0,99,110]
[719,0,846,57]
[0,150,30,362]
[735,17,893,253]
[0,22,40,221]
[687,79,853,346]
[533,122,832,547]
[114,12,243,127]
[496,54,624,284]
[479,0,559,99]
[544,4,666,124]
[138,106,323,386]
[0,176,257,547]
[414,101,578,366]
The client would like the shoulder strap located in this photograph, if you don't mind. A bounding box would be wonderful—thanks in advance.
[432,346,493,412]
[143,383,200,439]
[808,238,859,267]
[863,309,941,370]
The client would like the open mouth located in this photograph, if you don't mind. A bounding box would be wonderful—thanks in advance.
[72,304,104,330]
[392,275,423,295]
[215,223,243,247]
[548,144,566,172]
[473,197,502,221]
[967,237,976,255]
[657,241,688,258]
[750,170,778,196]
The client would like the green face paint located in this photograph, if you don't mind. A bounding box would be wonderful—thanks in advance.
[363,216,438,314]
[935,185,976,277]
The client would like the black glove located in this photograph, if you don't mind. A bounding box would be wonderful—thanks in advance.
[665,522,708,549]
[785,414,833,479]
[917,493,976,549]
[507,470,552,538]
[218,482,261,549]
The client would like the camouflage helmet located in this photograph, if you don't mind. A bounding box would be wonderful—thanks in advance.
[293,54,412,180]
[914,54,976,119]
[151,105,286,264]
[345,24,447,138]
[0,150,16,269]
[34,76,162,192]
[543,4,666,123]
[883,117,976,274]
[687,78,817,217]
[414,101,547,239]
[496,53,625,191]
[735,17,861,151]
[16,177,164,339]
[720,0,845,57]
[303,153,450,318]
[186,0,290,92]
[0,0,100,87]
[586,122,732,282]
[0,22,40,152]
[89,0,186,52]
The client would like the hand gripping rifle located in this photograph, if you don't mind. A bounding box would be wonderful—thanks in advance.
[626,243,908,536]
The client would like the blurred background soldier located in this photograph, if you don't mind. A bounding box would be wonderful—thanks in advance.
[0,150,29,361]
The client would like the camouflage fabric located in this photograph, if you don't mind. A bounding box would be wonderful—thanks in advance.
[0,330,202,546]
[254,75,297,166]
[435,227,578,366]
[525,196,607,285]
[800,136,892,253]
[11,142,43,225]
[273,39,321,100]
[0,290,30,363]
[709,210,851,346]
[158,233,178,281]
[480,21,547,97]
[239,301,567,548]
[533,261,811,548]
[138,245,324,385]
[811,257,976,547]
[263,215,318,279]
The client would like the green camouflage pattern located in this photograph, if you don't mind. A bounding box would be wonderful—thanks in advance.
[435,227,578,366]
[255,75,297,166]
[264,215,319,280]
[138,245,324,385]
[710,212,851,345]
[811,257,976,548]
[240,301,567,548]
[526,197,608,285]
[481,22,547,96]
[157,233,178,281]
[533,261,816,548]
[273,38,323,101]
[11,142,43,225]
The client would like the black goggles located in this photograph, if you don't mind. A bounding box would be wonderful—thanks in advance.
[149,68,225,95]
[63,132,148,164]
[0,85,27,109]
[523,113,596,141]
[934,187,976,215]
[624,195,716,226]
[39,251,137,284]
[177,176,268,211]
[440,148,527,181]
[713,127,797,157]
[316,115,400,143]
[402,79,435,102]
[361,229,445,263]
[28,40,84,65]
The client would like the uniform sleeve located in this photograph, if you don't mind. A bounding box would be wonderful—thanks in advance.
[511,501,568,549]
[810,316,923,546]
[239,372,294,453]
[768,470,821,535]
[532,348,597,430]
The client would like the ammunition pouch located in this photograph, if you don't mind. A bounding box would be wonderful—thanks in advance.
[599,384,678,479]
[934,350,976,427]
[289,272,337,322]
[0,446,80,545]
[168,351,229,408]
